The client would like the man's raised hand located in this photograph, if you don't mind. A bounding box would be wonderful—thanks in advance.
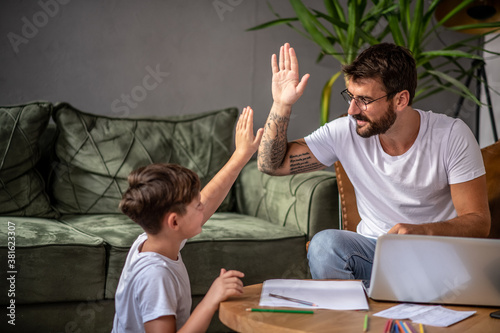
[271,43,310,107]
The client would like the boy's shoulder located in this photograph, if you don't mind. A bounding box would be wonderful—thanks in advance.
[114,242,192,332]
[121,252,186,300]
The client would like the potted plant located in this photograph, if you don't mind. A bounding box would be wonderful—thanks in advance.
[385,0,499,109]
[249,0,500,125]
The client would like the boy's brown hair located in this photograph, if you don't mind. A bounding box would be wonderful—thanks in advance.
[119,163,201,235]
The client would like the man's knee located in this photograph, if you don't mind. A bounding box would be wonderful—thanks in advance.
[310,229,347,248]
[309,230,368,264]
[308,229,355,279]
[308,229,345,258]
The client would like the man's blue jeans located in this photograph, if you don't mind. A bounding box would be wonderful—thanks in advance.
[307,229,377,285]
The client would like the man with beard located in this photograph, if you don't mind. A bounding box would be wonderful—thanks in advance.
[257,43,490,284]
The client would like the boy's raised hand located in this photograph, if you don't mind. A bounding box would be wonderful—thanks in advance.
[198,106,262,225]
[234,107,263,162]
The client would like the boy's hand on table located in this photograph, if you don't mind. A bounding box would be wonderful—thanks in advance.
[205,268,245,310]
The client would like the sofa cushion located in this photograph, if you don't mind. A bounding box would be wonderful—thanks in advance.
[60,212,308,298]
[235,160,339,237]
[59,214,145,299]
[184,212,308,295]
[0,102,57,218]
[0,216,106,305]
[51,103,238,214]
[2,300,115,333]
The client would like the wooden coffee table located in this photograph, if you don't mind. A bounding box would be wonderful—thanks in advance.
[219,283,500,332]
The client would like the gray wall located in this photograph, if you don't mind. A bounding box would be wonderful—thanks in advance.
[0,0,494,143]
[480,36,500,148]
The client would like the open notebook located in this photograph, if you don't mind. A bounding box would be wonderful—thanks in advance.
[259,279,369,310]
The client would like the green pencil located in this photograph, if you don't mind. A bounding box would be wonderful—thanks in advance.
[246,308,314,314]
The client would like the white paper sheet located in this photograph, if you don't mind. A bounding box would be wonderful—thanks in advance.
[373,303,476,327]
[258,279,369,310]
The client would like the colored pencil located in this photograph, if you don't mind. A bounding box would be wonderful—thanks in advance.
[269,293,318,307]
[363,314,369,332]
[396,320,407,333]
[384,319,393,333]
[245,308,314,314]
[402,321,414,333]
[390,320,396,333]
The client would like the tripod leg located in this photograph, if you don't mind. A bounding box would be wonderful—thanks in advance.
[481,66,498,142]
[475,68,482,140]
[454,73,473,118]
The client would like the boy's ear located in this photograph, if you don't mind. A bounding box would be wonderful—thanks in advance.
[163,212,179,230]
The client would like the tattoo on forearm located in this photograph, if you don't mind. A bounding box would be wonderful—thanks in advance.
[258,112,290,171]
[289,152,322,174]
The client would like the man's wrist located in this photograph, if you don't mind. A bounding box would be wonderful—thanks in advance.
[272,101,293,113]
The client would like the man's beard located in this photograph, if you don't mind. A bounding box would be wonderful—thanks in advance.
[353,103,397,138]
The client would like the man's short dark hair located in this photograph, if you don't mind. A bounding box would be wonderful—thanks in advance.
[119,163,201,235]
[342,43,417,105]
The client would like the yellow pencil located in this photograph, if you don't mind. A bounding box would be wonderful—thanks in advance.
[419,323,424,333]
[402,321,412,333]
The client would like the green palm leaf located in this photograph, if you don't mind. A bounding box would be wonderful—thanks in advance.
[321,71,342,125]
[246,18,298,31]
[248,0,499,123]
[427,70,481,105]
[290,0,336,54]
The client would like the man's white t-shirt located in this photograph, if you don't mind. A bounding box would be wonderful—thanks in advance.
[112,233,191,333]
[304,110,485,238]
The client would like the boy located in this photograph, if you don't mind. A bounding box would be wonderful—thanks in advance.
[112,107,263,333]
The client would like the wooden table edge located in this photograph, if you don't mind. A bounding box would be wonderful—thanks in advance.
[219,283,500,333]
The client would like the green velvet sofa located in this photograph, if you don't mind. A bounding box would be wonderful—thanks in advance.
[0,102,339,332]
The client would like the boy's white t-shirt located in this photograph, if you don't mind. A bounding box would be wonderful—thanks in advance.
[112,233,191,333]
[304,110,485,238]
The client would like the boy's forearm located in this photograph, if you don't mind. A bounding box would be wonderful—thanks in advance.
[200,153,249,224]
[177,299,215,333]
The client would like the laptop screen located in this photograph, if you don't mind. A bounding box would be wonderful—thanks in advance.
[368,234,500,307]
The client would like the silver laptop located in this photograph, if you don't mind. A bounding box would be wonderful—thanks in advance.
[368,234,500,306]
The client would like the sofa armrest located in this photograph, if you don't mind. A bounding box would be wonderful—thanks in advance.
[234,160,339,240]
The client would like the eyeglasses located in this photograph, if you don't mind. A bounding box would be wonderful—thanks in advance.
[341,89,391,111]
